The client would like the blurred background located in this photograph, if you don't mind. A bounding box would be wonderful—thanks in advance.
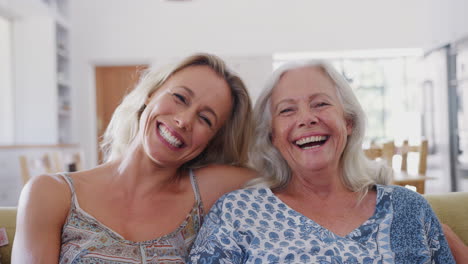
[0,0,468,206]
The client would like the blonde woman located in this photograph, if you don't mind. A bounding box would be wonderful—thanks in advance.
[12,53,256,263]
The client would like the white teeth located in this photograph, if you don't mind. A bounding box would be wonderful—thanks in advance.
[158,125,183,147]
[295,135,327,146]
[302,145,322,150]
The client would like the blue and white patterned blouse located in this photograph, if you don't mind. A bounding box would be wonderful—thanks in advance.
[188,185,455,264]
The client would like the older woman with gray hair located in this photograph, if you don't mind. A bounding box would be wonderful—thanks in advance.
[189,60,455,263]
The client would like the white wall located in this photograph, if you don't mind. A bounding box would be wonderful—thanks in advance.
[448,0,468,43]
[0,16,13,144]
[13,16,58,144]
[419,0,468,48]
[224,56,273,103]
[71,0,443,56]
[70,0,459,167]
[0,0,68,145]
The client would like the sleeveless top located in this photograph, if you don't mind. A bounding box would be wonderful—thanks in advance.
[59,171,205,264]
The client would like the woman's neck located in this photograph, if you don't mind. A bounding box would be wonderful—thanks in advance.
[283,165,349,200]
[111,144,184,198]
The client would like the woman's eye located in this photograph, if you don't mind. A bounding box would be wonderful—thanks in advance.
[173,93,187,104]
[200,115,212,127]
[314,102,329,107]
[279,108,293,114]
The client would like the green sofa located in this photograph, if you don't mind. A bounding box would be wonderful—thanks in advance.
[1,192,467,263]
[0,207,16,263]
[424,192,468,245]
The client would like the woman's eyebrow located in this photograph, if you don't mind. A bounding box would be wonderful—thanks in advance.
[309,92,333,101]
[176,86,195,97]
[273,98,296,112]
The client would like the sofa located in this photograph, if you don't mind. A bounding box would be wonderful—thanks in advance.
[1,192,467,263]
[424,192,468,245]
[0,207,16,264]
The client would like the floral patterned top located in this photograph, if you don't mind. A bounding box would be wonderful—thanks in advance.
[188,185,455,264]
[59,171,204,264]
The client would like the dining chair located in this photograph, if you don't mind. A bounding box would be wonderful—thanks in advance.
[364,139,430,194]
[18,153,54,185]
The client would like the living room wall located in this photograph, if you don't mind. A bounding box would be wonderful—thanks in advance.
[70,0,468,168]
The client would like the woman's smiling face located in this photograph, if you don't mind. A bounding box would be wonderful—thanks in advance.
[139,65,233,168]
[270,66,352,173]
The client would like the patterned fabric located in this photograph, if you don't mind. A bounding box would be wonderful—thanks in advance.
[59,171,204,264]
[188,185,455,264]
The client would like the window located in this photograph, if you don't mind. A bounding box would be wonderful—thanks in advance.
[456,44,468,164]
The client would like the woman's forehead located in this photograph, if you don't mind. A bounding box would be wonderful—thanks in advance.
[271,66,337,101]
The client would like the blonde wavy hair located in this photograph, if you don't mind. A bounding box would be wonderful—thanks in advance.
[101,53,253,169]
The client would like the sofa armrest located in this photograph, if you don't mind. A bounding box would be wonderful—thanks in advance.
[0,207,17,264]
[424,192,468,245]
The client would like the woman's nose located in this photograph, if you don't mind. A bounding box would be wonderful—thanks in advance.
[298,108,318,127]
[174,110,194,131]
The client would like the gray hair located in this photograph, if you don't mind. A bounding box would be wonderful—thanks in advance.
[101,53,253,169]
[250,60,391,194]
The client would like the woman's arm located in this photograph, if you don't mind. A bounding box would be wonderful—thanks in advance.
[11,174,71,263]
[441,223,468,263]
[196,165,257,210]
[421,203,457,263]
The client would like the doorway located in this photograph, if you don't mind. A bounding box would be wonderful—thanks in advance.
[95,65,148,163]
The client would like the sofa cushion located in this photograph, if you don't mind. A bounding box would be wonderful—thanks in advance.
[0,192,467,263]
[0,207,16,264]
[424,192,468,245]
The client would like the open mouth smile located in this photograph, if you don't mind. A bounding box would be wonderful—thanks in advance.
[158,123,185,148]
[294,135,329,150]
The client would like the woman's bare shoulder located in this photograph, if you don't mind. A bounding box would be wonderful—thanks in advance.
[13,173,73,262]
[19,165,107,214]
[196,164,257,186]
[17,173,72,226]
[194,165,258,210]
[23,173,70,200]
[65,163,117,189]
